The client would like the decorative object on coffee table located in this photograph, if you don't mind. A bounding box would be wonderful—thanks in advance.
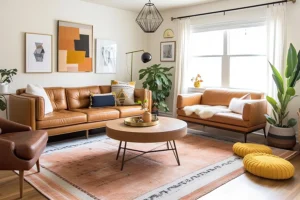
[25,33,52,73]
[57,20,93,72]
[106,117,187,170]
[95,39,117,74]
[160,41,176,62]
[265,44,300,149]
[137,99,152,122]
[124,116,159,127]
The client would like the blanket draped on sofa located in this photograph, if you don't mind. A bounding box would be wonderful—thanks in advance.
[183,105,231,119]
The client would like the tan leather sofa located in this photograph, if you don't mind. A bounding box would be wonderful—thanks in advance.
[177,88,267,142]
[9,85,151,137]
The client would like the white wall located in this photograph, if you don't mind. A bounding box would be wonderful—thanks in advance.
[0,0,148,118]
[144,0,300,124]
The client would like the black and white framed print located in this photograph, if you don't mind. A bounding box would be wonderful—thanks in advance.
[25,33,52,73]
[95,39,117,74]
[160,41,176,62]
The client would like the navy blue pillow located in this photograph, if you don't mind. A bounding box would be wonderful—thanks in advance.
[91,95,115,107]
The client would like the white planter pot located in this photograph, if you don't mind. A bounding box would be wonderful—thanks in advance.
[0,83,9,94]
[267,125,296,149]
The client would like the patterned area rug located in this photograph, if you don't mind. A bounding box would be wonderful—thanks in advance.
[23,132,298,200]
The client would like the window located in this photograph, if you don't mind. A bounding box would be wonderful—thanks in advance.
[189,23,267,92]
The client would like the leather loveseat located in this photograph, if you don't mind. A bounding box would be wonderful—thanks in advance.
[177,88,267,142]
[9,85,151,137]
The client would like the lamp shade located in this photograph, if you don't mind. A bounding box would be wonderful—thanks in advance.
[136,1,163,33]
[141,52,152,63]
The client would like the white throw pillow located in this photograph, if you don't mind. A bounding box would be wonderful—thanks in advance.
[111,80,135,106]
[229,94,252,114]
[26,84,53,114]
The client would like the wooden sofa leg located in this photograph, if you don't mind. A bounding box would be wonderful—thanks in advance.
[244,133,247,143]
[263,128,267,138]
[36,159,40,172]
[86,130,89,139]
[19,170,24,198]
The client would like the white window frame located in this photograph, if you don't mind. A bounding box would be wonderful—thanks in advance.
[189,20,267,90]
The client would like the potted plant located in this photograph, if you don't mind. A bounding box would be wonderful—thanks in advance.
[0,68,17,94]
[265,44,300,149]
[139,64,173,115]
[137,99,152,122]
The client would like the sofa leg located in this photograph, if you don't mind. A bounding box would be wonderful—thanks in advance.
[36,159,40,172]
[263,128,267,138]
[86,130,89,139]
[244,133,247,143]
[19,170,24,198]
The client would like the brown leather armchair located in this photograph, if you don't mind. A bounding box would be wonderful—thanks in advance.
[0,118,48,198]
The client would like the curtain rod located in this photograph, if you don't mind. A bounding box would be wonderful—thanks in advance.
[171,0,296,21]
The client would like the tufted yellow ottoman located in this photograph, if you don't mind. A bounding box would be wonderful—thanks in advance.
[233,142,272,157]
[243,153,295,180]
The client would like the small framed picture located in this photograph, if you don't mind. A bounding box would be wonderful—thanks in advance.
[160,41,176,62]
[95,39,117,74]
[25,33,52,73]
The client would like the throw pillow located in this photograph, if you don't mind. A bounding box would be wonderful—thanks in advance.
[229,93,252,114]
[26,84,53,114]
[111,80,135,106]
[90,93,116,108]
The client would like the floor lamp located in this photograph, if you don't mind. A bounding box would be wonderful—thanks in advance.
[126,50,152,81]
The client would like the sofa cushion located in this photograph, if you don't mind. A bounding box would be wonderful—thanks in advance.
[66,86,101,109]
[36,110,87,129]
[114,106,144,118]
[111,80,135,106]
[90,93,116,108]
[26,84,53,114]
[45,87,68,110]
[177,109,250,127]
[201,88,264,106]
[0,130,48,160]
[73,108,120,122]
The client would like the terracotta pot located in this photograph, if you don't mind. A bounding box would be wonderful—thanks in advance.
[267,125,296,149]
[142,111,152,123]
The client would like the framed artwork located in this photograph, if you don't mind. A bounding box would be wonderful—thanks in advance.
[163,29,174,38]
[160,41,176,62]
[25,33,52,73]
[95,39,117,74]
[57,20,93,72]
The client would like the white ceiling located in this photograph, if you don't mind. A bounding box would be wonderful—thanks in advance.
[82,0,223,12]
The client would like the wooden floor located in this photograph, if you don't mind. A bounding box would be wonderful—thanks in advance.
[0,124,299,200]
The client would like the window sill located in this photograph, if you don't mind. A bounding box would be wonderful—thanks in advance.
[188,87,206,93]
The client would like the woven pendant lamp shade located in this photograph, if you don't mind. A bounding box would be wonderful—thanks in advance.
[136,1,164,33]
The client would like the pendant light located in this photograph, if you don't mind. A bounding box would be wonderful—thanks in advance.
[136,0,164,33]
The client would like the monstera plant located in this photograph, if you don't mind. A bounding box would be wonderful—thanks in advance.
[139,64,173,113]
[265,44,300,149]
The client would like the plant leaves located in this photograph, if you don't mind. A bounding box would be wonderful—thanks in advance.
[266,96,279,112]
[286,87,296,96]
[272,109,278,122]
[265,114,277,125]
[286,43,297,78]
[269,62,284,94]
[287,118,297,127]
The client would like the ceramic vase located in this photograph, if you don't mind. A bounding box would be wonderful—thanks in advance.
[0,83,9,94]
[142,111,152,123]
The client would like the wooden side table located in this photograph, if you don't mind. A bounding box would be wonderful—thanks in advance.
[0,93,12,119]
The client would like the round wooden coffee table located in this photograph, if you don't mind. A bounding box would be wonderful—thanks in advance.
[106,117,187,170]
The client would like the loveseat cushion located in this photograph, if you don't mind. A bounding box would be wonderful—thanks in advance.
[36,110,87,129]
[177,109,250,127]
[114,106,144,118]
[0,130,48,160]
[73,108,119,122]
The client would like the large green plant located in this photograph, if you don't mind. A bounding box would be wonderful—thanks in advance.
[265,44,300,128]
[139,64,173,112]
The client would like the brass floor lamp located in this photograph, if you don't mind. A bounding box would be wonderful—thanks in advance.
[126,50,152,81]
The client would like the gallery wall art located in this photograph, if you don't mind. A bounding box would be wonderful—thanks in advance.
[95,39,117,74]
[25,33,52,73]
[160,41,176,62]
[57,20,93,72]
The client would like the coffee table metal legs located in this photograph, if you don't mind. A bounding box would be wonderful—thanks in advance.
[116,140,180,171]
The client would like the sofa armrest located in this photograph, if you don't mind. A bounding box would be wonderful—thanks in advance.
[21,93,45,120]
[134,89,152,113]
[0,118,32,134]
[177,93,202,109]
[242,99,267,126]
[9,95,36,130]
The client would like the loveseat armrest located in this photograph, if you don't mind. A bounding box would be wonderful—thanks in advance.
[0,118,31,134]
[242,99,267,126]
[9,95,36,130]
[177,93,202,109]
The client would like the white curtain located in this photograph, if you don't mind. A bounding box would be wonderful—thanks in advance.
[266,4,287,132]
[172,18,191,117]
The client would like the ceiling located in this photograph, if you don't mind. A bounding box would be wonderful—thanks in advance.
[82,0,223,12]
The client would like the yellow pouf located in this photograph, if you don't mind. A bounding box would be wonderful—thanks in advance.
[243,153,295,180]
[233,142,272,157]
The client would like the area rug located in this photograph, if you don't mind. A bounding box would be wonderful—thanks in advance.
[23,133,298,200]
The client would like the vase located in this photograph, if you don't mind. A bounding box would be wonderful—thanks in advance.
[0,83,9,94]
[194,81,201,88]
[267,125,296,149]
[142,111,152,123]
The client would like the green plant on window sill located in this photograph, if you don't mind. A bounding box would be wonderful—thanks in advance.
[265,44,300,128]
[139,64,173,113]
